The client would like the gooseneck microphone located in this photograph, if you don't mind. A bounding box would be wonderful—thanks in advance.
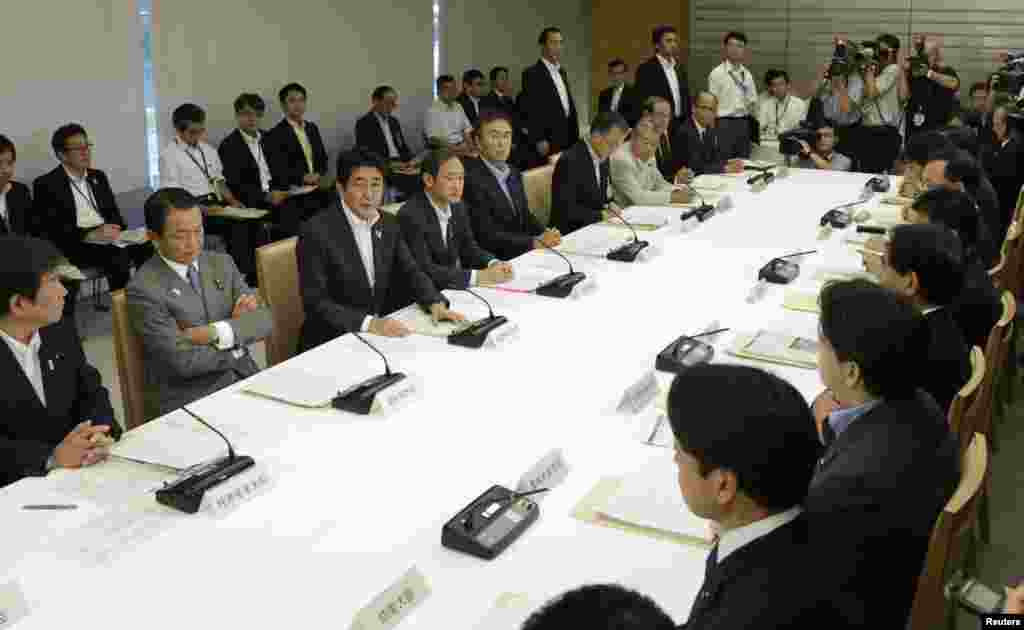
[603,205,650,262]
[448,287,510,348]
[679,185,717,223]
[332,331,407,414]
[535,240,587,298]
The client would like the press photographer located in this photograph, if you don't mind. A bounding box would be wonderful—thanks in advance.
[901,35,960,136]
[859,34,906,172]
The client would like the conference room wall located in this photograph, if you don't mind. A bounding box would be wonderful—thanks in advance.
[443,0,593,126]
[1,0,148,194]
[151,0,434,179]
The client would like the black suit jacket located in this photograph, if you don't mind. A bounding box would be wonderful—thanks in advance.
[296,199,445,351]
[264,118,329,190]
[598,85,636,124]
[981,132,1023,240]
[0,319,119,488]
[675,119,728,176]
[480,92,518,119]
[462,157,544,260]
[952,260,1002,350]
[218,129,275,209]
[1,181,36,236]
[806,391,959,628]
[355,111,413,163]
[457,94,481,129]
[922,308,971,412]
[32,166,126,257]
[549,141,609,235]
[397,192,495,290]
[633,55,691,124]
[520,60,580,155]
[681,515,862,629]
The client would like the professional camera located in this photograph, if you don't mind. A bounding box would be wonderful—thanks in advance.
[779,126,818,156]
[991,51,1024,96]
[826,40,878,79]
[908,40,930,79]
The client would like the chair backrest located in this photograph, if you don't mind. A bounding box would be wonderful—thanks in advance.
[948,346,985,442]
[256,237,304,367]
[110,289,148,430]
[989,217,1021,289]
[522,164,555,228]
[962,292,1016,453]
[908,433,988,630]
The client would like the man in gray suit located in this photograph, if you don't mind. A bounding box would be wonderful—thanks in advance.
[127,187,272,419]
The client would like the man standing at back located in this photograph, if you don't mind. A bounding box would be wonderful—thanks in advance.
[708,31,758,159]
[519,27,580,167]
[632,25,691,132]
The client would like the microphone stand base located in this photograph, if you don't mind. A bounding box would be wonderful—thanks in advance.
[155,455,256,514]
[332,372,408,415]
[536,272,587,298]
[606,240,650,262]
[448,315,509,349]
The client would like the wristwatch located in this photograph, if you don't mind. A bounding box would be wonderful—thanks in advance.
[207,323,220,348]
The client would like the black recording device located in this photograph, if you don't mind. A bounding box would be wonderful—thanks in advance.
[154,407,255,514]
[535,241,587,298]
[909,41,930,79]
[747,170,775,187]
[655,328,726,374]
[945,571,1012,616]
[758,250,815,284]
[447,288,509,349]
[856,225,887,235]
[779,126,817,157]
[604,206,650,262]
[332,332,406,414]
[441,485,544,560]
[679,186,717,223]
[991,52,1024,95]
[865,175,890,193]
[820,209,851,229]
[826,40,874,79]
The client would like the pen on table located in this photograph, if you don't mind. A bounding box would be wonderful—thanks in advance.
[646,415,665,445]
[856,247,885,258]
[22,504,78,510]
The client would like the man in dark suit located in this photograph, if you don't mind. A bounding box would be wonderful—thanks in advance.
[0,236,120,488]
[263,82,330,232]
[521,584,675,630]
[925,150,1006,246]
[981,102,1023,236]
[218,93,290,211]
[296,149,465,352]
[549,112,629,235]
[674,93,745,178]
[463,110,561,260]
[398,148,513,294]
[0,135,36,237]
[355,86,420,198]
[809,279,959,628]
[33,123,153,318]
[598,59,635,124]
[632,25,691,132]
[457,69,486,129]
[519,27,580,166]
[481,67,530,168]
[669,364,861,629]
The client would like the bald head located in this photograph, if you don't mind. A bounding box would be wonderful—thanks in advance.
[694,91,718,128]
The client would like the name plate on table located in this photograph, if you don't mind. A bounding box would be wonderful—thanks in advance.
[517,448,570,499]
[350,566,432,630]
[372,377,420,414]
[200,463,275,518]
[616,371,658,414]
[0,581,30,628]
[484,321,520,348]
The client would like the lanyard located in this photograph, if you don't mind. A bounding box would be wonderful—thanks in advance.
[68,176,98,211]
[728,67,751,99]
[774,97,790,132]
[184,144,212,181]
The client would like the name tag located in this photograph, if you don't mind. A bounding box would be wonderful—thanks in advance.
[200,463,275,518]
[350,566,432,630]
[616,370,658,414]
[516,448,570,499]
[372,378,420,414]
[637,244,661,262]
[485,322,520,348]
[0,581,30,628]
[571,277,598,299]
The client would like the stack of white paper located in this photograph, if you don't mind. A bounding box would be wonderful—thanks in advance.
[110,409,244,470]
[557,227,633,257]
[242,367,345,408]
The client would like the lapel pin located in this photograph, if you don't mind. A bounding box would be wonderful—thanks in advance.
[215,279,224,290]
[171,288,181,297]
[48,359,55,371]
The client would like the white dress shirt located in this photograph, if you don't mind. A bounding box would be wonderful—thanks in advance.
[239,129,271,193]
[658,55,684,117]
[0,182,10,226]
[424,195,496,285]
[425,100,474,145]
[542,57,571,116]
[64,167,105,229]
[160,137,224,198]
[585,141,604,195]
[376,113,401,159]
[709,60,758,117]
[610,85,625,112]
[159,254,238,354]
[716,506,803,563]
[756,94,808,140]
[1,328,46,406]
[340,200,380,333]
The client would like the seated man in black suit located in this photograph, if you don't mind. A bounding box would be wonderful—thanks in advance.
[457,69,486,129]
[463,110,561,260]
[872,224,970,412]
[398,148,513,294]
[0,236,121,488]
[0,134,35,237]
[549,111,629,235]
[924,149,1005,246]
[296,150,465,352]
[980,101,1023,236]
[218,93,290,211]
[598,58,635,123]
[33,123,153,318]
[674,92,745,179]
[809,279,959,628]
[522,584,675,630]
[354,86,421,198]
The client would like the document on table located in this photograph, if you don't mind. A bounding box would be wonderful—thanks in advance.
[672,192,724,208]
[556,226,634,258]
[84,227,149,248]
[242,367,344,408]
[109,409,244,470]
[689,174,732,191]
[491,264,563,293]
[727,330,819,369]
[863,206,905,226]
[616,205,676,227]
[782,289,820,314]
[392,304,468,337]
[207,206,270,220]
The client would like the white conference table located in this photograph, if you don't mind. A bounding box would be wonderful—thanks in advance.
[2,168,886,629]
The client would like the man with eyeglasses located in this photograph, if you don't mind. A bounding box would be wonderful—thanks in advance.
[33,123,153,319]
[795,125,852,171]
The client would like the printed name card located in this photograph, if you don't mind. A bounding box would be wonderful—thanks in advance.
[0,581,30,628]
[485,322,520,349]
[616,370,658,414]
[372,378,420,414]
[201,463,275,518]
[350,566,432,630]
[517,448,570,500]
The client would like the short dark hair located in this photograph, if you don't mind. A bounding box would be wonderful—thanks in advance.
[462,69,484,84]
[0,134,17,162]
[233,93,265,114]
[521,584,675,630]
[765,69,789,85]
[904,130,953,166]
[942,150,981,188]
[641,96,671,115]
[607,58,627,71]
[172,104,205,132]
[475,108,514,135]
[723,31,748,46]
[538,27,561,46]
[590,111,629,136]
[887,224,965,306]
[420,147,459,179]
[436,74,455,92]
[652,25,678,46]
[0,236,65,318]
[51,123,88,156]
[668,364,820,512]
[144,187,200,235]
[969,81,989,97]
[336,148,385,186]
[279,82,307,104]
[819,279,928,399]
[372,85,396,101]
[877,33,901,52]
[911,188,985,260]
[488,66,509,83]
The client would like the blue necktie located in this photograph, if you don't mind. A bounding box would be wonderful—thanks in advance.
[187,264,201,295]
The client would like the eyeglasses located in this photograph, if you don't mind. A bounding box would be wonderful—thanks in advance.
[64,143,94,153]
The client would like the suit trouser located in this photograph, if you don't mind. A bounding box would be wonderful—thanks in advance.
[717,116,753,159]
[63,241,153,319]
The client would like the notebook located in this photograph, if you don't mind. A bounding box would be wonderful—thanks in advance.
[242,367,343,408]
[782,290,820,314]
[727,330,819,369]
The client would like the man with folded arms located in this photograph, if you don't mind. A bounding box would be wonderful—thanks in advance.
[0,236,120,487]
[398,149,513,296]
[297,150,465,352]
[127,188,272,419]
[610,119,690,207]
[462,110,561,260]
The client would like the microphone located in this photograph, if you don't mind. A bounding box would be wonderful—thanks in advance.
[679,186,716,222]
[332,331,407,414]
[448,287,510,348]
[758,249,817,284]
[154,406,256,513]
[603,206,650,262]
[535,240,587,298]
[747,171,775,188]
